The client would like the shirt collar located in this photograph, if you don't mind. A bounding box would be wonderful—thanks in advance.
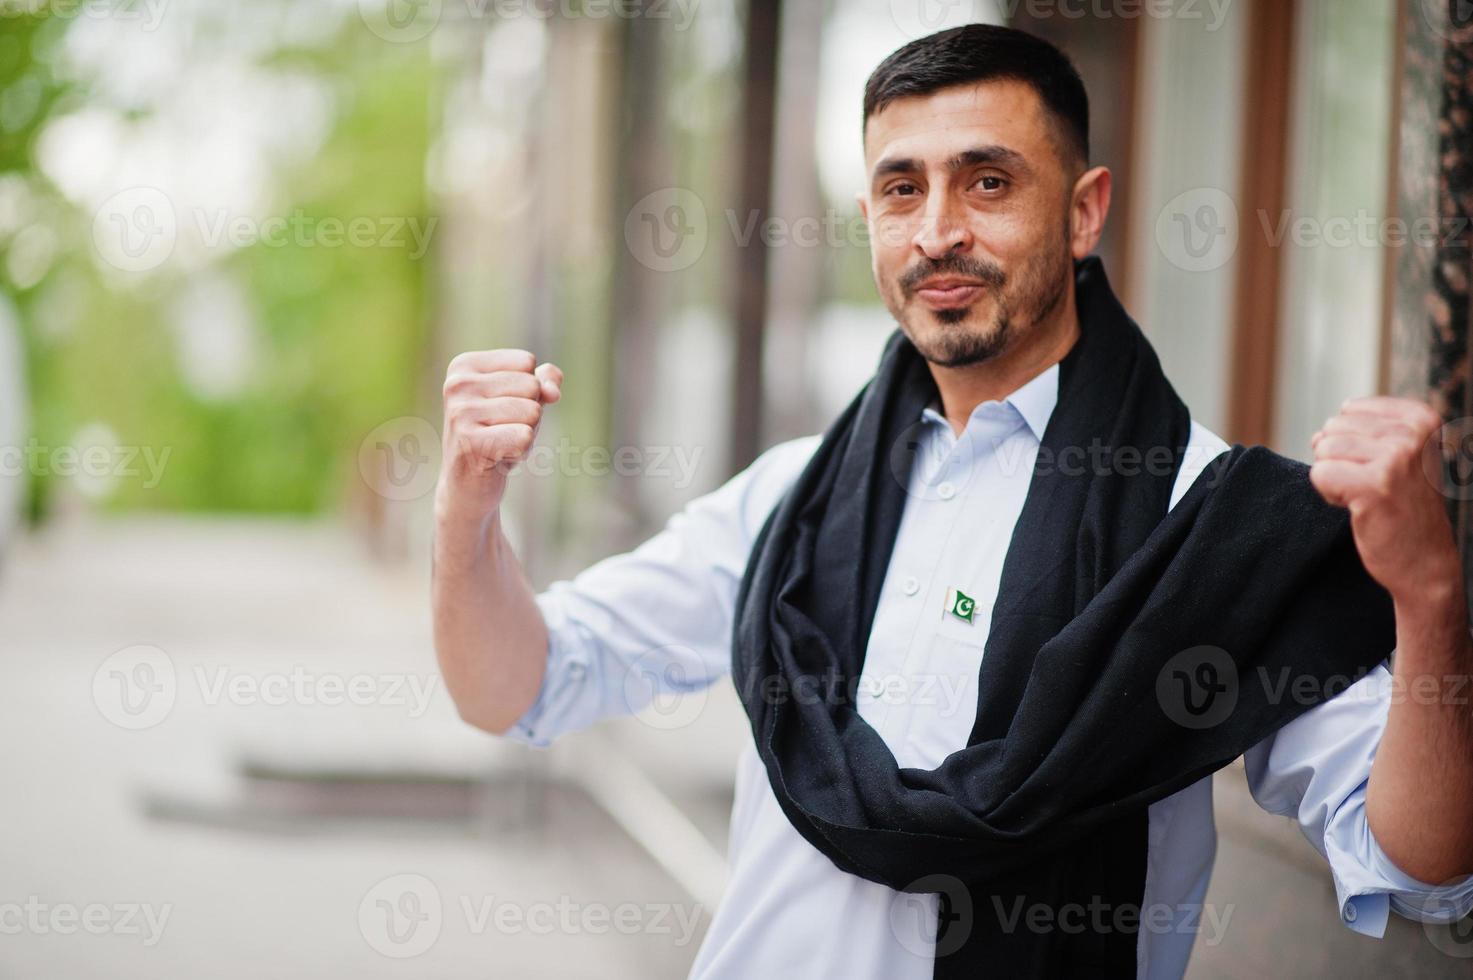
[919,362,1059,442]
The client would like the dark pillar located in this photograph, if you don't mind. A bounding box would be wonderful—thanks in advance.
[1385,1,1473,607]
[728,0,782,473]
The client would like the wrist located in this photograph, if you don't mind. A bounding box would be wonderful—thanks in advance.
[1394,544,1462,598]
[1390,554,1469,640]
[433,478,502,566]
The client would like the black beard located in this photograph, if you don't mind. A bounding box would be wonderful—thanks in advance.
[904,243,1071,369]
[923,308,1014,367]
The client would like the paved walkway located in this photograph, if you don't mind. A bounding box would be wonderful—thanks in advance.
[0,517,712,978]
[0,517,1466,977]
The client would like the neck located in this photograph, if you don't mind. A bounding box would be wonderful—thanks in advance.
[928,282,1081,436]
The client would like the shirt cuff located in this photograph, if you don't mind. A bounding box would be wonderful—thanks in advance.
[1326,780,1473,937]
[504,590,594,748]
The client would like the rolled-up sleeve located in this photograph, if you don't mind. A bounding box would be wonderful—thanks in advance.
[505,435,821,747]
[1243,662,1473,937]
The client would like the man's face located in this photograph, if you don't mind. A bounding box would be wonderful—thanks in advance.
[860,80,1080,368]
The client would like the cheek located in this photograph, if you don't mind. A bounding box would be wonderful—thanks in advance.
[870,212,915,259]
[974,212,1037,261]
[869,230,908,285]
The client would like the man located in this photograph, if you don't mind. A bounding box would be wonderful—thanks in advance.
[432,24,1473,980]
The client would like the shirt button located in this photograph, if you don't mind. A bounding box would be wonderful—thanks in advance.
[901,576,920,596]
[569,661,587,680]
[937,482,956,500]
[1342,902,1357,923]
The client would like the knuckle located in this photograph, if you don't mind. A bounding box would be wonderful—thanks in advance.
[508,422,535,451]
[1372,464,1396,498]
[445,405,473,430]
[495,399,538,425]
[500,348,536,371]
[449,431,483,462]
[485,373,530,398]
[442,372,472,397]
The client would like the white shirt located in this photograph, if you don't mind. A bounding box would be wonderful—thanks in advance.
[507,363,1473,978]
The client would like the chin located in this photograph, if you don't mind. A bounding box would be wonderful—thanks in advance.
[905,308,1007,367]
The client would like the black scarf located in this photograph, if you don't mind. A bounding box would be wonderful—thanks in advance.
[731,257,1396,978]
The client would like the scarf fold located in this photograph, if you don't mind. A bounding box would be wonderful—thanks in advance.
[731,257,1397,977]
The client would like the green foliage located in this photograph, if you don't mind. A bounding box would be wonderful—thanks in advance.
[1,12,435,516]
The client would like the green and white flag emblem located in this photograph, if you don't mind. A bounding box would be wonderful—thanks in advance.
[944,588,976,624]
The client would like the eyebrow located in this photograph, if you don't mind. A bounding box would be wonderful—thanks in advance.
[870,144,1031,183]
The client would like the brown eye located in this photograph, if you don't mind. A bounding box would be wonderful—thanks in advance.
[888,182,919,197]
[977,175,1005,192]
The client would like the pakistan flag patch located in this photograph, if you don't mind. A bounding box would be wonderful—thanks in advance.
[944,588,977,624]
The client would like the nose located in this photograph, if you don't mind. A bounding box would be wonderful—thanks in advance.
[911,192,973,260]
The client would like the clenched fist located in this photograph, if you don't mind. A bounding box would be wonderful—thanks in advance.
[1310,396,1460,604]
[438,348,562,516]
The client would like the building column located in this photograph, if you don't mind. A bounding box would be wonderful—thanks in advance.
[1384,1,1473,605]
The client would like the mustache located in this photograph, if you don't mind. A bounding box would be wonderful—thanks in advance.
[898,255,1006,295]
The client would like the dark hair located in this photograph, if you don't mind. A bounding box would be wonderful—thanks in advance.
[862,24,1090,167]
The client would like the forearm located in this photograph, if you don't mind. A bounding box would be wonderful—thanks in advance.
[1366,565,1473,885]
[432,491,549,734]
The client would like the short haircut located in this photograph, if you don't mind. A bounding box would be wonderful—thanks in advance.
[862,24,1090,168]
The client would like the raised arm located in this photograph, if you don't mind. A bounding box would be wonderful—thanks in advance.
[432,348,563,734]
[1311,395,1473,886]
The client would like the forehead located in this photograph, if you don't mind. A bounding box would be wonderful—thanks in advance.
[863,79,1053,172]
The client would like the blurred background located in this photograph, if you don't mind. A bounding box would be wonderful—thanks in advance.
[2,0,1472,976]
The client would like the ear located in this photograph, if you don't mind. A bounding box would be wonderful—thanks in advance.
[1069,166,1112,259]
[856,191,869,223]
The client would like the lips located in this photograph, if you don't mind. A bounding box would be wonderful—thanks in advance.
[914,279,986,309]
